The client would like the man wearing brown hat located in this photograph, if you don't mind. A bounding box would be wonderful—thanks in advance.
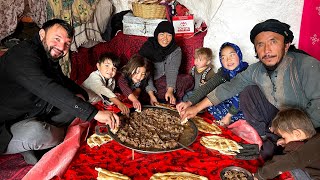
[179,19,320,160]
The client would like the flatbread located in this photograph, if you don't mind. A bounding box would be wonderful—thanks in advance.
[95,167,131,180]
[181,117,188,125]
[87,133,112,148]
[150,172,208,180]
[154,102,177,111]
[192,116,221,134]
[87,137,96,148]
[110,126,119,134]
[200,135,242,155]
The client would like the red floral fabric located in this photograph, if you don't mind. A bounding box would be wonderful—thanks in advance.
[61,106,263,180]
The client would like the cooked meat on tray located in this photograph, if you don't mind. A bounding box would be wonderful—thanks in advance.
[116,108,185,150]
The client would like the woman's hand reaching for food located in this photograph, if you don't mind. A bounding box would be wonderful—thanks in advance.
[165,87,176,105]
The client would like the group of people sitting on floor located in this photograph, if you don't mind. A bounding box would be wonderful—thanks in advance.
[0,18,319,179]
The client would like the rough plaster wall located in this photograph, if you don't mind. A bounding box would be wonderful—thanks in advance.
[176,0,223,29]
[179,0,304,70]
[111,0,304,71]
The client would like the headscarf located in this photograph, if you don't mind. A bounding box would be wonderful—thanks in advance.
[250,19,294,44]
[207,42,248,122]
[219,42,248,80]
[138,21,179,63]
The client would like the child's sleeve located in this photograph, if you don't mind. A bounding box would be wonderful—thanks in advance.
[82,72,117,100]
[117,74,133,97]
[145,76,157,93]
[189,70,226,104]
[204,68,216,82]
[255,135,320,180]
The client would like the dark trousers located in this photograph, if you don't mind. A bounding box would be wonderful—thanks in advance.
[154,74,194,103]
[239,85,279,136]
[239,85,282,160]
[44,106,76,127]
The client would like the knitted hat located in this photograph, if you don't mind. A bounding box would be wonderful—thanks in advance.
[250,19,294,43]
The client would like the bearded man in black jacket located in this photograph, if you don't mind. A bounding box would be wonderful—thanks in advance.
[0,19,119,164]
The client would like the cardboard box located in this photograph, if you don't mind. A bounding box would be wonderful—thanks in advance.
[172,15,194,38]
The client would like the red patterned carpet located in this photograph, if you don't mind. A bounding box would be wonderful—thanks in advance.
[59,109,293,180]
[0,111,293,180]
[60,111,262,180]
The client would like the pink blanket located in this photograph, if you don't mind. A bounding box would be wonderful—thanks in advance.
[22,118,90,180]
[228,120,263,149]
[299,0,320,60]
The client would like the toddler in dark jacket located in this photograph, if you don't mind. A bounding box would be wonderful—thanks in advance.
[254,108,320,180]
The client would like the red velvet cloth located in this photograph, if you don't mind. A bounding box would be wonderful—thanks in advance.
[70,31,207,85]
[58,105,293,180]
[60,108,263,180]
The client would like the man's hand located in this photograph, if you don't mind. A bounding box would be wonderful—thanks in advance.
[94,110,120,130]
[176,101,192,114]
[180,105,200,120]
[180,98,212,120]
[165,87,176,105]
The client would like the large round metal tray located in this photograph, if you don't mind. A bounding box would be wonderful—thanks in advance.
[108,106,198,153]
[220,166,253,180]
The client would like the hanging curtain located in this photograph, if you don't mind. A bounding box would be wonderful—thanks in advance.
[299,0,320,60]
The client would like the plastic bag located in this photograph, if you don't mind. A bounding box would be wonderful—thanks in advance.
[228,120,262,149]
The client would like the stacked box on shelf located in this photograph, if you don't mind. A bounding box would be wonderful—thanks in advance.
[122,12,166,37]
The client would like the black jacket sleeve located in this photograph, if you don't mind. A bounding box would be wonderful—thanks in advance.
[7,42,97,121]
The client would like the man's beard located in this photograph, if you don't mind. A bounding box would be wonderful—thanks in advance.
[42,40,65,62]
[263,62,280,71]
[262,49,286,71]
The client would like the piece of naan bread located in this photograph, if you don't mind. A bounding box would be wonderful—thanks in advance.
[150,172,208,180]
[192,116,221,134]
[87,133,112,148]
[200,135,243,155]
[95,167,131,180]
[154,102,177,111]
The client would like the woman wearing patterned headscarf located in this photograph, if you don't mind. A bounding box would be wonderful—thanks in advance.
[177,42,248,127]
[139,21,194,105]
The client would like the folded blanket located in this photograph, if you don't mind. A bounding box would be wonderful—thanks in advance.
[23,118,90,180]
